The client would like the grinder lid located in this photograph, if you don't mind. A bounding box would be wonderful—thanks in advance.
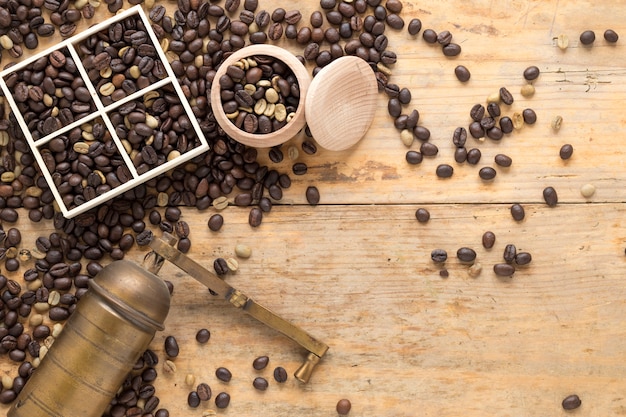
[305,56,378,151]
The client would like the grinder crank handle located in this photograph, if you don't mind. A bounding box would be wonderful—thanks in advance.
[148,233,329,383]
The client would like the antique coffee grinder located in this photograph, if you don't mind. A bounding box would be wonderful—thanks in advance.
[9,233,328,417]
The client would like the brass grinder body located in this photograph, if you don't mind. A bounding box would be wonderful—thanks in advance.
[8,260,171,417]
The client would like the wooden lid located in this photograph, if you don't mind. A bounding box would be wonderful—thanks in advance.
[305,56,378,151]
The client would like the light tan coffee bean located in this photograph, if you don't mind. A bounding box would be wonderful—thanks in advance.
[400,129,414,147]
[556,33,569,50]
[287,145,299,160]
[99,82,115,96]
[512,112,524,129]
[185,374,196,387]
[520,84,535,98]
[52,323,64,338]
[48,291,61,306]
[226,258,239,272]
[551,115,563,131]
[157,192,169,207]
[213,196,229,210]
[163,360,177,373]
[73,142,90,154]
[468,263,482,278]
[580,183,596,198]
[235,244,252,258]
[29,314,44,327]
[486,91,501,104]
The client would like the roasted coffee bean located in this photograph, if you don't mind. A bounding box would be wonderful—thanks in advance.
[175,221,190,239]
[408,18,422,35]
[196,328,210,343]
[442,43,461,56]
[437,30,452,45]
[214,257,229,276]
[435,164,453,178]
[406,150,423,165]
[422,29,437,43]
[253,355,269,370]
[487,102,501,118]
[187,391,200,408]
[543,186,558,207]
[253,377,268,391]
[454,147,467,163]
[500,116,513,133]
[515,252,532,266]
[215,392,231,408]
[562,394,582,410]
[208,214,224,231]
[499,87,514,105]
[215,367,232,382]
[503,244,517,263]
[478,167,497,180]
[420,142,438,157]
[456,247,477,263]
[415,208,430,223]
[431,249,447,263]
[306,186,320,206]
[249,207,263,227]
[292,162,308,175]
[196,383,212,401]
[523,66,540,81]
[164,335,179,358]
[510,203,525,221]
[494,154,512,167]
[559,144,573,160]
[273,366,288,383]
[454,65,471,82]
[482,231,496,249]
[580,30,595,45]
[470,104,485,121]
[493,263,515,277]
[604,29,619,43]
[466,148,481,165]
[336,399,352,415]
[469,120,485,138]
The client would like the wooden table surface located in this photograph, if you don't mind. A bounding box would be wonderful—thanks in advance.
[2,0,626,416]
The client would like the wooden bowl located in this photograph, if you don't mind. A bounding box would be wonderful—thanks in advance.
[210,44,311,148]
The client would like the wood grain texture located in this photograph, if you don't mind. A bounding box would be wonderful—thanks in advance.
[0,0,626,416]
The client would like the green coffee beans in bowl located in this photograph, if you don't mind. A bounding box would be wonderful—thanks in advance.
[211,44,310,148]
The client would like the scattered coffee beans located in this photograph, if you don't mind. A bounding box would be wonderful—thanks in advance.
[580,183,596,198]
[215,392,231,408]
[415,208,430,223]
[435,164,454,178]
[273,366,288,383]
[543,186,558,207]
[559,144,573,160]
[454,65,471,82]
[195,329,211,344]
[482,231,496,249]
[515,252,532,266]
[478,167,497,180]
[431,249,448,263]
[306,186,320,205]
[164,335,180,358]
[493,263,515,277]
[215,367,233,382]
[523,65,540,81]
[336,398,352,415]
[510,204,525,221]
[252,355,269,370]
[456,247,477,263]
[604,29,619,43]
[579,30,595,45]
[494,154,512,167]
[562,394,581,410]
[252,376,269,391]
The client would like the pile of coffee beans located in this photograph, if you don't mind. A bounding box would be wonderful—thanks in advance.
[3,48,96,140]
[77,13,168,106]
[218,55,299,134]
[108,83,202,174]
